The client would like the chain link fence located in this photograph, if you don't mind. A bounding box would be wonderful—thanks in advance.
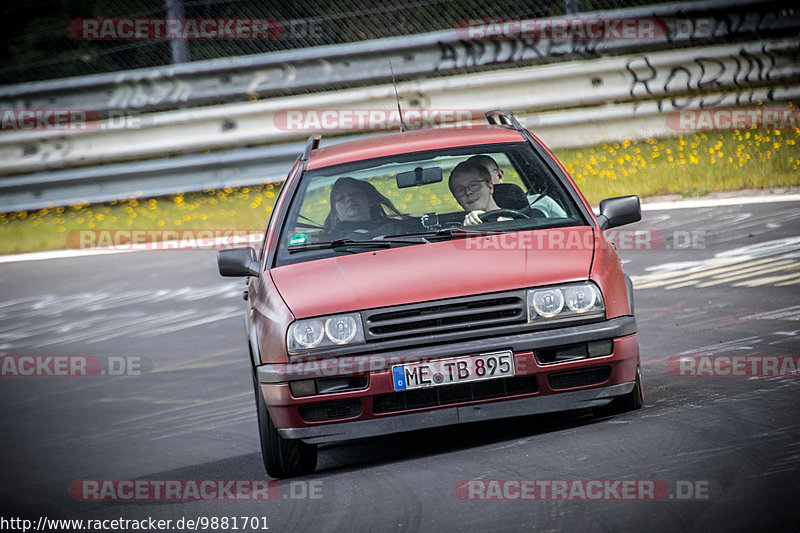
[1,0,671,85]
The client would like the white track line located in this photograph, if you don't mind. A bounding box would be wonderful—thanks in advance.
[0,247,140,264]
[0,235,261,264]
[641,194,800,211]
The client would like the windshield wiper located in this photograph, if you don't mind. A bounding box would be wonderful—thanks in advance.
[399,227,509,241]
[288,237,428,253]
[372,235,431,244]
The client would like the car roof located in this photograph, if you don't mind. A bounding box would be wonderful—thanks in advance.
[306,125,526,170]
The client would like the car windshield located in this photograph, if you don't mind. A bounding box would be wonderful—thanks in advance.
[275,141,588,266]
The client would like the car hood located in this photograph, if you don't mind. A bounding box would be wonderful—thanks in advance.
[271,227,596,318]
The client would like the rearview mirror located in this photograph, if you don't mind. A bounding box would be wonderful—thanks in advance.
[396,166,443,188]
[597,195,641,230]
[217,247,260,277]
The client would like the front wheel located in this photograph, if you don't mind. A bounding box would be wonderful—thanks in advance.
[253,373,317,478]
[594,365,644,417]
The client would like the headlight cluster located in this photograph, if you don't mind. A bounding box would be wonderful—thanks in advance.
[527,282,604,321]
[287,313,365,354]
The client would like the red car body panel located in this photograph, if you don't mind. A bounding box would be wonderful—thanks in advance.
[270,227,595,319]
[306,126,524,170]
[590,228,634,318]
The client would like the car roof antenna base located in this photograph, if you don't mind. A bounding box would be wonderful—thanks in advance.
[301,134,322,162]
[485,110,525,133]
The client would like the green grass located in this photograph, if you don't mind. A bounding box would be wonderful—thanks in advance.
[1,129,798,256]
[559,129,799,200]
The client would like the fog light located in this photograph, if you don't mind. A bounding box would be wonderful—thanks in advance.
[316,376,368,394]
[588,339,614,357]
[289,379,317,397]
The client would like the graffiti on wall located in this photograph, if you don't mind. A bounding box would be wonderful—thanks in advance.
[625,44,798,110]
[433,6,798,72]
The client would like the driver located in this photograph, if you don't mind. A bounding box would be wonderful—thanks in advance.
[448,160,509,226]
[323,177,409,238]
[468,154,566,218]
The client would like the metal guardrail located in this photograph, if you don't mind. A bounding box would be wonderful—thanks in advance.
[0,134,377,212]
[0,143,302,213]
[2,39,797,175]
[4,91,799,213]
[0,0,799,212]
[1,0,796,116]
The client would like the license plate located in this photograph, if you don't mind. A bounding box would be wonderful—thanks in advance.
[392,351,515,391]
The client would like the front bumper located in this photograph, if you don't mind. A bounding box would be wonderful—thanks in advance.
[256,315,639,442]
[258,315,637,383]
[279,381,635,444]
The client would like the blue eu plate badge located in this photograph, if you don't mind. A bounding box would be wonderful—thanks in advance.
[392,366,407,391]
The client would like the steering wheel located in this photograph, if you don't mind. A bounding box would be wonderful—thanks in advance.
[478,208,530,223]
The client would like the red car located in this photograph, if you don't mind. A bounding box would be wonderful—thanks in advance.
[218,111,643,477]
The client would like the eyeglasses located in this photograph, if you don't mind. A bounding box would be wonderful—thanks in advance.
[453,180,487,198]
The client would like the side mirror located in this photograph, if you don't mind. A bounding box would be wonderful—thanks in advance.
[217,247,260,277]
[597,195,641,230]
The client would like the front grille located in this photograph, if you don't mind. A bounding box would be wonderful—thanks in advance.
[547,366,611,390]
[363,291,526,343]
[373,375,537,414]
[298,400,362,422]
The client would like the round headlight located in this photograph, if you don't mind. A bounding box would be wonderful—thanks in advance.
[292,320,324,348]
[532,289,564,318]
[325,316,358,344]
[564,285,597,313]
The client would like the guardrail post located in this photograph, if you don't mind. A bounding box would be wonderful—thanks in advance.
[564,0,580,15]
[166,0,190,64]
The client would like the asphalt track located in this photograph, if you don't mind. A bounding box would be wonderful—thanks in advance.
[0,198,798,532]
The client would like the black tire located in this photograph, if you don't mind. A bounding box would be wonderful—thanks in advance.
[252,373,317,478]
[594,365,644,417]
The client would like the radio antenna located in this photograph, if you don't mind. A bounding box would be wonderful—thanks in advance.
[388,59,406,132]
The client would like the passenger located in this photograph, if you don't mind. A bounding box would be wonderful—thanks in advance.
[466,154,505,185]
[448,160,507,226]
[323,177,407,238]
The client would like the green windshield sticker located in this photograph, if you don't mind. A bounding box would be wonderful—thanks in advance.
[290,233,307,245]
